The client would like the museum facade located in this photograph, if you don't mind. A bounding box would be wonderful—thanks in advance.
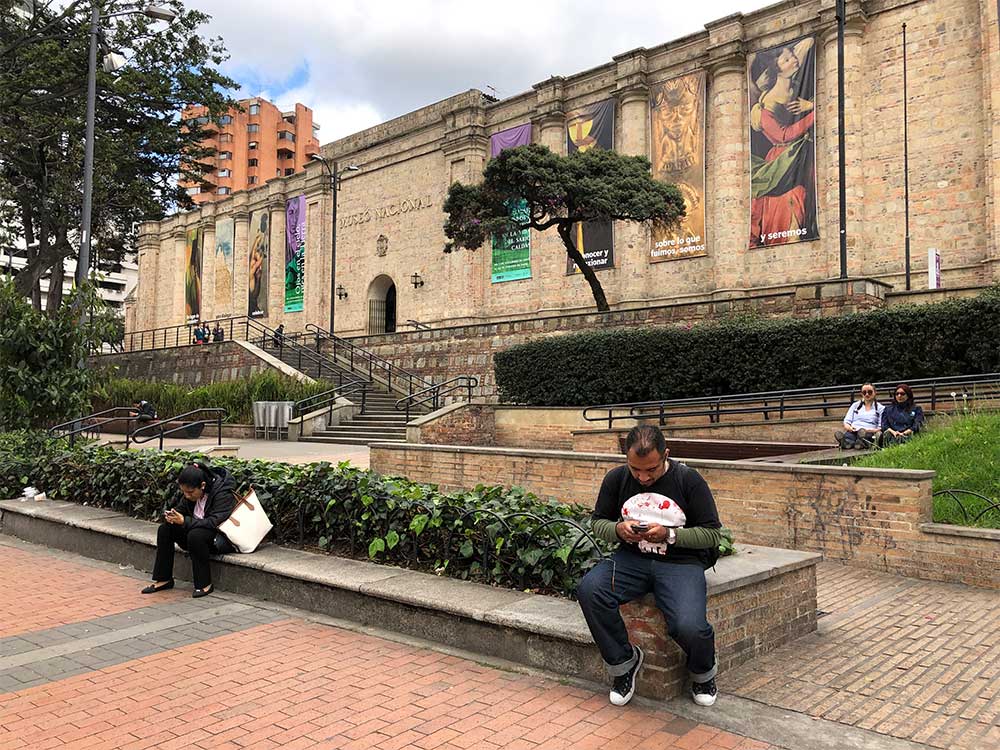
[129,0,1000,338]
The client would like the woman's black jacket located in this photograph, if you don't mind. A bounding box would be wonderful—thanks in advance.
[167,465,238,531]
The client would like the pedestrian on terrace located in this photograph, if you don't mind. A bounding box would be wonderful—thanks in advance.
[835,383,884,449]
[880,383,924,447]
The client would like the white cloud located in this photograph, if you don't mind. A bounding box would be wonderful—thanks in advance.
[190,0,769,142]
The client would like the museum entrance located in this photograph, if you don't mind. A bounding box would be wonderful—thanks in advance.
[367,275,397,334]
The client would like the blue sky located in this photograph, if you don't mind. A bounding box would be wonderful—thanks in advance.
[190,0,769,142]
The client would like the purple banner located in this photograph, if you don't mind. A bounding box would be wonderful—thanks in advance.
[489,123,532,158]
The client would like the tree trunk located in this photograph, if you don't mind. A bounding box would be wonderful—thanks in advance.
[557,221,610,312]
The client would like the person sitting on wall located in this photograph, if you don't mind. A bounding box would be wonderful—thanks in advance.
[577,424,728,708]
[835,383,884,449]
[212,323,225,343]
[131,400,157,425]
[141,461,237,598]
[880,383,925,447]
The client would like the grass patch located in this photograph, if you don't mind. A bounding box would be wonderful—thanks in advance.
[855,412,1000,528]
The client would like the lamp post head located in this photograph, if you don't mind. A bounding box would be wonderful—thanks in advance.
[142,5,177,22]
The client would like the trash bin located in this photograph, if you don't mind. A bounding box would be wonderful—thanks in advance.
[276,401,293,440]
[253,401,267,440]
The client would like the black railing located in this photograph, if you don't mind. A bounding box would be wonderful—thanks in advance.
[306,323,435,397]
[933,489,1000,525]
[582,372,1000,429]
[129,408,226,450]
[293,381,368,420]
[48,407,141,447]
[395,376,478,422]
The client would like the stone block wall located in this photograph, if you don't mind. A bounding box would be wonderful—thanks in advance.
[93,342,285,386]
[369,443,1000,589]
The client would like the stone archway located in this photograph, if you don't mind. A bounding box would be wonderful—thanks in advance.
[367,274,397,334]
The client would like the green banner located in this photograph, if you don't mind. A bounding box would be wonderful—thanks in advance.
[491,199,531,283]
[284,195,306,312]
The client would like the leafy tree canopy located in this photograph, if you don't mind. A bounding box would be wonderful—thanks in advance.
[0,0,237,307]
[443,144,685,311]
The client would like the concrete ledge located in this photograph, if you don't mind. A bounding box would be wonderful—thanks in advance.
[0,498,819,699]
[919,522,1000,541]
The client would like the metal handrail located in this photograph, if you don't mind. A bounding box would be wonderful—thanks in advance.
[129,408,227,450]
[119,316,248,352]
[48,407,141,448]
[306,323,435,397]
[394,376,478,421]
[293,381,368,419]
[582,372,1000,429]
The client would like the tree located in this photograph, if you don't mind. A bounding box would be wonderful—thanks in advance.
[443,144,686,312]
[0,280,117,429]
[0,0,236,308]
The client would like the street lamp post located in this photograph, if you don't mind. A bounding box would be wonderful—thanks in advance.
[836,0,848,280]
[309,154,358,334]
[76,3,176,289]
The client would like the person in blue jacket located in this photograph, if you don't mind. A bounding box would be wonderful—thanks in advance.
[880,383,925,447]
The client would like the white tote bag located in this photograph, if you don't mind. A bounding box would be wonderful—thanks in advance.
[218,488,272,554]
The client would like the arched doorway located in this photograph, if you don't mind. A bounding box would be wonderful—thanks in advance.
[367,275,397,334]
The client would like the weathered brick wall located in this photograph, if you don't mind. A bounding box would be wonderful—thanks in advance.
[369,444,999,589]
[629,562,817,698]
[412,404,496,447]
[93,342,284,386]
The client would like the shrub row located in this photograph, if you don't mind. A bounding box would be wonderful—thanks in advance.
[92,372,333,424]
[494,288,1000,406]
[0,432,613,596]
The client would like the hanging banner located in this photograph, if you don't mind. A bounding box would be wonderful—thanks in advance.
[183,227,202,324]
[284,195,306,312]
[247,208,269,317]
[748,36,818,249]
[650,72,707,262]
[213,217,235,316]
[490,124,532,283]
[566,98,615,274]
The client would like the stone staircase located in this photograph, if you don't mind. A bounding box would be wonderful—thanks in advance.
[266,338,422,445]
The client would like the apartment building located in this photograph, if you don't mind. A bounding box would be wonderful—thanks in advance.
[180,98,320,204]
[1,247,138,313]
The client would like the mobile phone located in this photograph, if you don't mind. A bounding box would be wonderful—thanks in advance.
[631,522,649,532]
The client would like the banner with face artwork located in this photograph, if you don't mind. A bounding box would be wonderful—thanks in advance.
[213,218,235,316]
[184,227,202,324]
[489,124,532,283]
[284,195,306,312]
[247,208,269,318]
[565,98,615,274]
[747,36,819,249]
[650,71,707,262]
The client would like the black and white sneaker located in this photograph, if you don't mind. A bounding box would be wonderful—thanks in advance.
[691,676,718,706]
[609,645,644,706]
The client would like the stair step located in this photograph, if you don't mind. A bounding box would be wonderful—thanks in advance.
[300,436,406,446]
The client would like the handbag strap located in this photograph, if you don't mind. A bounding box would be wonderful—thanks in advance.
[225,487,258,527]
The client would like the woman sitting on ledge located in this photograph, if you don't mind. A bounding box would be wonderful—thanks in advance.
[142,462,236,598]
[880,383,925,447]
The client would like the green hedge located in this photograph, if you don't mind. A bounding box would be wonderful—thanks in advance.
[0,432,613,596]
[494,288,1000,406]
[92,372,333,424]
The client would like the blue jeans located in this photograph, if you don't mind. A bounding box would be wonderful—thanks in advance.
[577,548,716,680]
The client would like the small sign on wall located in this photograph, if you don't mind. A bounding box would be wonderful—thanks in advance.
[928,248,942,289]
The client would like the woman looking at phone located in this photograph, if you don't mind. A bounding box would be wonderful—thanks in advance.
[142,462,237,598]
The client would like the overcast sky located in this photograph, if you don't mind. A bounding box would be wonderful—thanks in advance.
[188,0,770,143]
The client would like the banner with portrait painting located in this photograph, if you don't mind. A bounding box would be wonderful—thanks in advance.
[284,195,306,312]
[490,124,532,283]
[247,208,269,318]
[213,217,235,316]
[565,98,615,274]
[183,227,202,324]
[747,36,818,249]
[650,72,707,262]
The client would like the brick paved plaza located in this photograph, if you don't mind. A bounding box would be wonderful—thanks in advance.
[0,540,772,750]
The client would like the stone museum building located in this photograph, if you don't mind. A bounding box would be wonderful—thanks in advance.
[129,0,1000,340]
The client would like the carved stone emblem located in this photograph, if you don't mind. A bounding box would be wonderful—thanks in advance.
[376,234,388,257]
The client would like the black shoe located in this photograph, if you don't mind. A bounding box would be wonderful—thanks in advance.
[834,430,846,449]
[692,676,718,706]
[609,645,644,706]
[141,579,174,594]
[192,584,214,598]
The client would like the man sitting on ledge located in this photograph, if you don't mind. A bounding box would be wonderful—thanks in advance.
[577,424,725,708]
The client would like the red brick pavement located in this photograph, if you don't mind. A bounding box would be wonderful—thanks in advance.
[0,542,775,750]
[0,618,775,750]
[0,545,184,638]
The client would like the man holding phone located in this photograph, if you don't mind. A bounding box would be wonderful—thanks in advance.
[577,424,726,708]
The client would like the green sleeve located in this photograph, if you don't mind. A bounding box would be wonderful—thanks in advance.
[674,526,724,549]
[592,518,621,545]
